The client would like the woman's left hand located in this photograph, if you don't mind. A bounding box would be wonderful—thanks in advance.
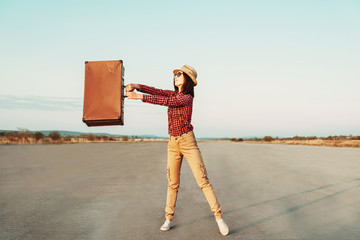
[126,91,143,100]
[125,84,139,92]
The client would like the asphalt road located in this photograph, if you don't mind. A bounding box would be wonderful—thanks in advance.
[1,142,359,239]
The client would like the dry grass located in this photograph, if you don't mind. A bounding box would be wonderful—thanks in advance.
[244,139,360,148]
[1,135,359,148]
[0,137,167,145]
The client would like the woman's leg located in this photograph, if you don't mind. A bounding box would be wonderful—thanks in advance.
[179,131,223,220]
[165,136,183,221]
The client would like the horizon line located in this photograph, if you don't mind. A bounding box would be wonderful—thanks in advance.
[1,129,359,139]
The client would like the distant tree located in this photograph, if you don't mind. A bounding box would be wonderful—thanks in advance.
[351,136,360,140]
[86,133,95,141]
[48,131,61,141]
[100,135,109,141]
[79,134,87,139]
[17,127,30,133]
[34,131,45,141]
[16,128,32,139]
[264,136,274,142]
[63,135,72,141]
[231,138,244,142]
[122,136,129,141]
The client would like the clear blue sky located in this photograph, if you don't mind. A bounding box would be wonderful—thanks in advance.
[0,0,359,138]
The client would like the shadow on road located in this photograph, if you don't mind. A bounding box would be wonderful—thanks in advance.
[177,178,360,235]
[224,178,360,214]
[226,178,360,234]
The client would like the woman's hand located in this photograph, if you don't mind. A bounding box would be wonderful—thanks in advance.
[126,91,143,100]
[125,84,139,92]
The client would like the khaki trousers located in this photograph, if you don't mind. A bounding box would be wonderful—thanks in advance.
[165,131,222,221]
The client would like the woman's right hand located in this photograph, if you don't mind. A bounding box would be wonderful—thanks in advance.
[125,84,139,92]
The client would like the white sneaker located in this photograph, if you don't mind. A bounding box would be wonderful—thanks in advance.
[216,219,229,236]
[160,219,173,231]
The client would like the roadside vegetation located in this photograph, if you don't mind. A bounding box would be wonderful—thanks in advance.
[231,135,360,148]
[0,129,160,144]
[1,129,359,148]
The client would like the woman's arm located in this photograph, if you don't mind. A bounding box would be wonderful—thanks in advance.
[126,89,192,107]
[126,83,174,97]
[142,94,192,107]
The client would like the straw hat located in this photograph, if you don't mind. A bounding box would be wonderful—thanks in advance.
[173,65,198,86]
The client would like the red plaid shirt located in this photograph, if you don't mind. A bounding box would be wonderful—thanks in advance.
[138,84,193,137]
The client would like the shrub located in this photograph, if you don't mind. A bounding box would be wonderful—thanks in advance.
[264,136,274,142]
[34,131,45,141]
[17,128,31,137]
[63,135,72,141]
[78,134,87,139]
[350,136,360,140]
[86,133,95,141]
[100,135,109,141]
[231,138,243,142]
[5,131,16,141]
[325,136,334,140]
[48,131,61,141]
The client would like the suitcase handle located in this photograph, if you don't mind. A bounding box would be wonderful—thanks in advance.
[122,84,127,98]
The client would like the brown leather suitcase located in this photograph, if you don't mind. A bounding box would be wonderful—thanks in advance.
[82,60,125,126]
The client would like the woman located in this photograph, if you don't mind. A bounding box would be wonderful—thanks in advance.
[125,65,229,236]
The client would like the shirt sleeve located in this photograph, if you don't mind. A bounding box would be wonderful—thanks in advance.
[142,94,193,107]
[138,84,175,97]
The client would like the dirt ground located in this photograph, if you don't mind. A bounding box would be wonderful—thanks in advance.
[1,142,359,240]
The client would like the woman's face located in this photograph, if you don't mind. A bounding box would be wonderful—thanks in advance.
[174,72,185,88]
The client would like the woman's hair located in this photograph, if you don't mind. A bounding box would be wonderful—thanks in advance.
[174,73,195,97]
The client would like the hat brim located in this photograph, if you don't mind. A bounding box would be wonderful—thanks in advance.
[173,69,197,86]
